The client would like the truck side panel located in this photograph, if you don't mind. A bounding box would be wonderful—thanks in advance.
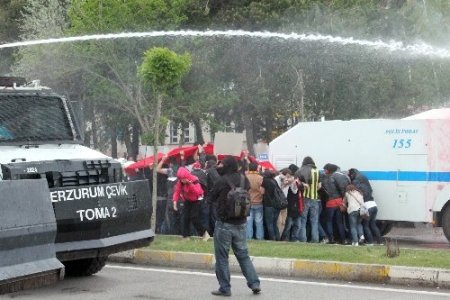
[51,180,152,258]
[430,119,450,212]
[269,119,450,223]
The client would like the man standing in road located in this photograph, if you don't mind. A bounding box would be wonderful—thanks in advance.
[210,156,261,297]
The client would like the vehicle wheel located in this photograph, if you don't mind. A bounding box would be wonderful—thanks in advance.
[63,256,108,277]
[441,205,450,242]
[376,221,394,236]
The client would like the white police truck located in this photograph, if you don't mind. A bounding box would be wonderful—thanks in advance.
[269,109,450,240]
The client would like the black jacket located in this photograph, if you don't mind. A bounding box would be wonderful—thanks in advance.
[191,169,208,195]
[206,167,221,196]
[210,172,250,225]
[261,176,278,208]
[350,169,374,202]
[286,184,303,218]
[322,171,350,200]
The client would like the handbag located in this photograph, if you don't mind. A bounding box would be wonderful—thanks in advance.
[273,185,288,209]
[359,203,370,220]
[347,191,369,219]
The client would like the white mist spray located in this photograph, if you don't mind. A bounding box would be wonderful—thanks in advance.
[0,30,449,59]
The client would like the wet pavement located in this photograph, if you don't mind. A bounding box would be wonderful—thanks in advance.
[385,225,450,250]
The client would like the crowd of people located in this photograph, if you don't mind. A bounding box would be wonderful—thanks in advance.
[125,146,385,296]
[128,146,383,247]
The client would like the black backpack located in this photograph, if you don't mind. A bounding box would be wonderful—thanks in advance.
[272,184,288,209]
[224,175,251,219]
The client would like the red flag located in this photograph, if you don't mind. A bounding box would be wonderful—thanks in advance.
[124,152,164,173]
[257,160,276,171]
[298,186,304,214]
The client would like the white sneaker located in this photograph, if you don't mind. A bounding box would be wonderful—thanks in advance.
[202,231,211,242]
[352,242,359,246]
[359,235,365,244]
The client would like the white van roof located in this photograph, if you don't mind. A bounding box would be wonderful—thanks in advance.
[403,108,450,120]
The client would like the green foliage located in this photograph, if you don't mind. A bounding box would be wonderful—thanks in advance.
[69,0,189,33]
[151,235,450,269]
[12,0,74,84]
[9,0,450,149]
[0,0,27,72]
[140,116,169,146]
[0,0,27,41]
[139,47,192,93]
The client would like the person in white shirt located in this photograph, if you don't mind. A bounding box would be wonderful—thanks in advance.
[344,184,365,246]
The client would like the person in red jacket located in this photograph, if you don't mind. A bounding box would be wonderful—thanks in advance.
[173,167,210,241]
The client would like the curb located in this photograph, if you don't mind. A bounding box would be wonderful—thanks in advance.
[109,249,450,288]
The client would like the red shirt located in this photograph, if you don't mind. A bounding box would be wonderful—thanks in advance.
[326,197,344,208]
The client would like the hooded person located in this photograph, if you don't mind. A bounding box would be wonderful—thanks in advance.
[294,156,322,243]
[209,156,261,297]
[172,167,210,241]
[288,163,299,175]
[190,161,210,235]
[295,156,316,183]
[348,168,373,202]
[205,158,221,234]
[191,160,208,192]
[322,163,348,244]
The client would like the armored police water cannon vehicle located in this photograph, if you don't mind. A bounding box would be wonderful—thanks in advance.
[0,76,153,292]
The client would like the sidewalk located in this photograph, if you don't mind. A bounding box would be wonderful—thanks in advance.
[109,248,450,289]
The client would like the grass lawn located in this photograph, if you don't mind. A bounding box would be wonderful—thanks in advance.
[148,234,450,269]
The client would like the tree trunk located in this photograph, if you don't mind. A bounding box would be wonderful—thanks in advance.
[151,93,163,231]
[293,68,305,122]
[329,78,337,117]
[243,114,255,156]
[131,123,140,161]
[178,122,185,147]
[84,131,91,147]
[123,125,132,159]
[264,112,274,142]
[193,118,204,144]
[111,124,118,158]
[92,110,98,149]
[178,121,188,147]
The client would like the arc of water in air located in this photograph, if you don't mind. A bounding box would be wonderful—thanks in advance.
[0,30,449,59]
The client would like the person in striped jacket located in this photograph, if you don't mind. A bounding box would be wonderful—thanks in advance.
[295,156,322,243]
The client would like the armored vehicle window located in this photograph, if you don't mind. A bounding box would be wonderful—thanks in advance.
[0,94,74,143]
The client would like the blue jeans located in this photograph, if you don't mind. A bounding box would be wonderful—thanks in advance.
[246,205,264,240]
[318,201,327,240]
[299,199,320,242]
[264,206,280,241]
[362,206,382,244]
[325,207,346,242]
[214,221,260,294]
[348,211,364,243]
[281,216,301,241]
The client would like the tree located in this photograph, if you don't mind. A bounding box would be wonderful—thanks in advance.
[0,0,27,73]
[63,0,193,156]
[139,47,191,229]
[11,0,450,160]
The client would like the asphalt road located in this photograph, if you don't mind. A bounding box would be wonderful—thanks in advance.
[385,225,450,249]
[4,263,450,300]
